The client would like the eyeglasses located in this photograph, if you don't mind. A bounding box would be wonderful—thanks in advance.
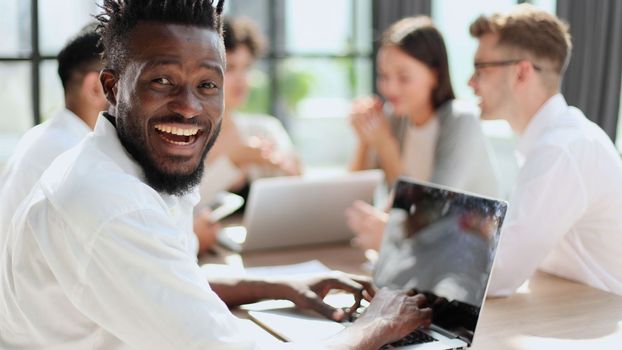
[472,59,543,79]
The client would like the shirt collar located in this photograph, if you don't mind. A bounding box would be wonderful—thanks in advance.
[57,108,92,136]
[92,113,200,206]
[93,113,144,182]
[516,93,568,158]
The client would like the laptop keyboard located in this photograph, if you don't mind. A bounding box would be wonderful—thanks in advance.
[380,329,438,348]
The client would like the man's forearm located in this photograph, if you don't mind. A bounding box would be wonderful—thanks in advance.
[208,276,291,307]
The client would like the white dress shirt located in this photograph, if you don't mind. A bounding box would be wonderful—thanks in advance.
[0,108,91,243]
[489,94,622,296]
[0,115,255,349]
[198,113,296,206]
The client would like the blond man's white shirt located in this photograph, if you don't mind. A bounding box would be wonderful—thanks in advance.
[489,94,622,296]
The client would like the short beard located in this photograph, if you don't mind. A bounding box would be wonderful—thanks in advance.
[110,111,221,196]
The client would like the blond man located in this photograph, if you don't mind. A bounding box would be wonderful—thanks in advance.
[468,4,622,296]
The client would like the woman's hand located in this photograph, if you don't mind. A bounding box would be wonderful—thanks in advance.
[349,96,393,150]
[227,136,299,175]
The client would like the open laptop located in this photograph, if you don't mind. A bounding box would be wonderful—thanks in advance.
[218,169,383,252]
[249,177,507,349]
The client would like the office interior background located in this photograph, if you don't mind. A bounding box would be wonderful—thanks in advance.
[1,0,621,197]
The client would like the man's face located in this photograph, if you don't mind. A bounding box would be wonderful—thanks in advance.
[103,22,225,195]
[468,33,515,120]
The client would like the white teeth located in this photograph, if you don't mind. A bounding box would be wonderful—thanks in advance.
[155,124,199,136]
[168,140,190,145]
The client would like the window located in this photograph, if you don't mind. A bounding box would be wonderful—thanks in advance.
[0,0,101,164]
[226,0,372,118]
[226,0,373,166]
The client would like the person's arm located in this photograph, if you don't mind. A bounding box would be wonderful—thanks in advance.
[374,136,403,185]
[259,117,302,175]
[345,200,388,251]
[272,289,433,350]
[52,207,432,349]
[209,271,376,321]
[488,146,587,296]
[349,97,403,183]
[350,141,371,171]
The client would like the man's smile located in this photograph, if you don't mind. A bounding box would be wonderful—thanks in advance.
[154,123,206,146]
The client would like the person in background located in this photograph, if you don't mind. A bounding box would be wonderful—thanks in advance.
[468,4,622,296]
[194,17,301,253]
[198,17,301,207]
[0,23,106,243]
[346,16,500,251]
[0,1,433,348]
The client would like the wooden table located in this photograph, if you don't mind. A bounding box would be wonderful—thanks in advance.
[474,271,622,349]
[201,243,622,349]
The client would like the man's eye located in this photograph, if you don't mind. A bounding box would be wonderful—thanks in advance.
[199,81,218,89]
[153,77,172,85]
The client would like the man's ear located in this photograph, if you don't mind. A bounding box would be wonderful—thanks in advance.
[81,71,105,103]
[516,60,533,84]
[100,68,119,106]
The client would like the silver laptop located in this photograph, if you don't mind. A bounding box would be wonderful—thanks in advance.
[249,177,507,349]
[218,170,383,252]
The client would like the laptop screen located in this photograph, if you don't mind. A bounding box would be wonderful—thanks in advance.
[373,178,507,342]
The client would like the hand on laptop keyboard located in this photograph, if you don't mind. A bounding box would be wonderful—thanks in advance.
[352,288,433,347]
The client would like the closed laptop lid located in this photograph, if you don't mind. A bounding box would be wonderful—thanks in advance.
[240,170,383,251]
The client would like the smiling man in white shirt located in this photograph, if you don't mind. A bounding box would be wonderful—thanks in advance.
[468,4,622,296]
[0,1,434,349]
[0,23,106,243]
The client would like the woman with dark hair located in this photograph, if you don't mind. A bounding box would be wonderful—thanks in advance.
[347,16,500,251]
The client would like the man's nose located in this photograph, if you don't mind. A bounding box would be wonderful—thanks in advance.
[169,86,202,119]
[467,73,477,90]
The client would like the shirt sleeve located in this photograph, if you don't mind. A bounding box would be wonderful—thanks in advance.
[487,145,587,296]
[70,207,256,350]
